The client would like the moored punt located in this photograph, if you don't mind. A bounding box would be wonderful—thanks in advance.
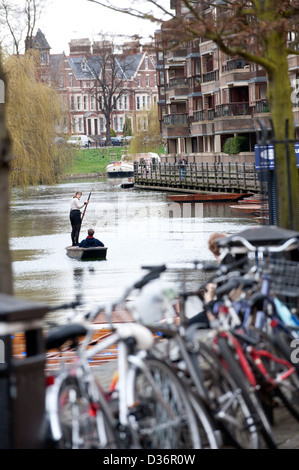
[66,246,108,261]
[229,203,268,216]
[166,192,253,203]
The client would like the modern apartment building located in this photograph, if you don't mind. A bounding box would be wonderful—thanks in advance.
[155,1,299,162]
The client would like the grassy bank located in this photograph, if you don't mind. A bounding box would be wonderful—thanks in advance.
[63,147,124,176]
[63,145,164,176]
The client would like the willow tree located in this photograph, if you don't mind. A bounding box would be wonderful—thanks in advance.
[129,103,163,155]
[89,0,299,230]
[0,52,13,295]
[5,51,70,186]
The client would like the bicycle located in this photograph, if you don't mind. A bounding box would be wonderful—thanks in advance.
[128,261,269,449]
[212,234,299,426]
[44,268,211,449]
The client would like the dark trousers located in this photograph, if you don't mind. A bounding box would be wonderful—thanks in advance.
[70,210,82,246]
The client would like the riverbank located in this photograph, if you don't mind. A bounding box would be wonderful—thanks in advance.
[61,172,106,180]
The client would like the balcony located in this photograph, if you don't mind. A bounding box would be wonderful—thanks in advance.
[167,78,188,89]
[254,100,270,113]
[202,70,219,83]
[215,102,251,117]
[166,48,188,62]
[222,59,248,72]
[194,109,215,121]
[163,113,189,126]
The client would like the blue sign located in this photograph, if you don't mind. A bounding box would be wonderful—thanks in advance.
[255,144,299,170]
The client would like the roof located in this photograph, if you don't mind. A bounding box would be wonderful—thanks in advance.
[67,52,144,81]
[50,54,65,81]
[32,29,51,50]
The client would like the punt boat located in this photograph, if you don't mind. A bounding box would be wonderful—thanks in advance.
[66,246,108,261]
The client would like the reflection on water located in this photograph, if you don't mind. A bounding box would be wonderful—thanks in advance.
[10,178,257,318]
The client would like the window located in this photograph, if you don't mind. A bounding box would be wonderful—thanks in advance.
[83,95,88,111]
[100,118,104,132]
[77,96,81,110]
[158,51,163,61]
[136,96,140,110]
[119,117,123,131]
[40,52,48,65]
[113,97,117,110]
[145,57,148,70]
[69,74,73,87]
[142,96,146,109]
[91,96,95,110]
[147,96,150,108]
[124,95,128,110]
[119,96,122,110]
[137,74,141,87]
[113,117,118,131]
[78,118,83,132]
[159,71,164,85]
[146,75,149,87]
[70,96,75,110]
[59,75,63,88]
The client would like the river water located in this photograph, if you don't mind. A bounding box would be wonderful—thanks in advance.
[9,178,256,321]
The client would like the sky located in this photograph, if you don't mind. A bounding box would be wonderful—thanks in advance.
[37,0,162,54]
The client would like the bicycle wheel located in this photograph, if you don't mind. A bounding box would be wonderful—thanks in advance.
[217,336,277,449]
[250,329,299,422]
[50,374,117,449]
[127,356,205,449]
[192,341,260,449]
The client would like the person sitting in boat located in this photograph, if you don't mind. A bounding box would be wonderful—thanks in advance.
[79,228,104,248]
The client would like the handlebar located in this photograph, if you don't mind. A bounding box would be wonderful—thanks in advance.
[48,295,83,312]
[218,236,298,253]
[215,276,257,298]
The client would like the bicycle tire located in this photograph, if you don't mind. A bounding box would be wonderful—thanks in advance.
[48,374,117,449]
[127,356,205,449]
[250,329,299,422]
[273,328,299,375]
[217,336,277,449]
[192,341,260,449]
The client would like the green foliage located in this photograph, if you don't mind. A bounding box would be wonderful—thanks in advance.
[123,116,132,136]
[223,136,249,154]
[129,104,163,156]
[63,147,123,175]
[110,128,116,137]
[5,51,71,187]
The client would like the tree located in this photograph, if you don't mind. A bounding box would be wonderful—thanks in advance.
[88,0,299,230]
[123,116,132,137]
[129,103,163,155]
[0,52,13,295]
[87,37,138,146]
[0,0,43,54]
[5,51,71,186]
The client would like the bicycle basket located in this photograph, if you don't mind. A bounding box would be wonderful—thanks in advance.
[264,256,299,308]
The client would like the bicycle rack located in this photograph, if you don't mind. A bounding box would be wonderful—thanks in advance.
[0,294,48,449]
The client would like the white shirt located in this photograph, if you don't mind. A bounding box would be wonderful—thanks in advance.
[70,197,85,211]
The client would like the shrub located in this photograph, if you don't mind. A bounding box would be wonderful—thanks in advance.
[223,136,249,154]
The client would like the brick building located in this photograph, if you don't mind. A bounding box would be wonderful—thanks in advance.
[155,0,299,163]
[48,37,158,141]
[28,30,158,141]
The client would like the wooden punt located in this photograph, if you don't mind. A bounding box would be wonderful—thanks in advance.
[66,246,107,261]
[166,192,253,203]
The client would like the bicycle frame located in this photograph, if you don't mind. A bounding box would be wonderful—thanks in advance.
[215,330,296,392]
